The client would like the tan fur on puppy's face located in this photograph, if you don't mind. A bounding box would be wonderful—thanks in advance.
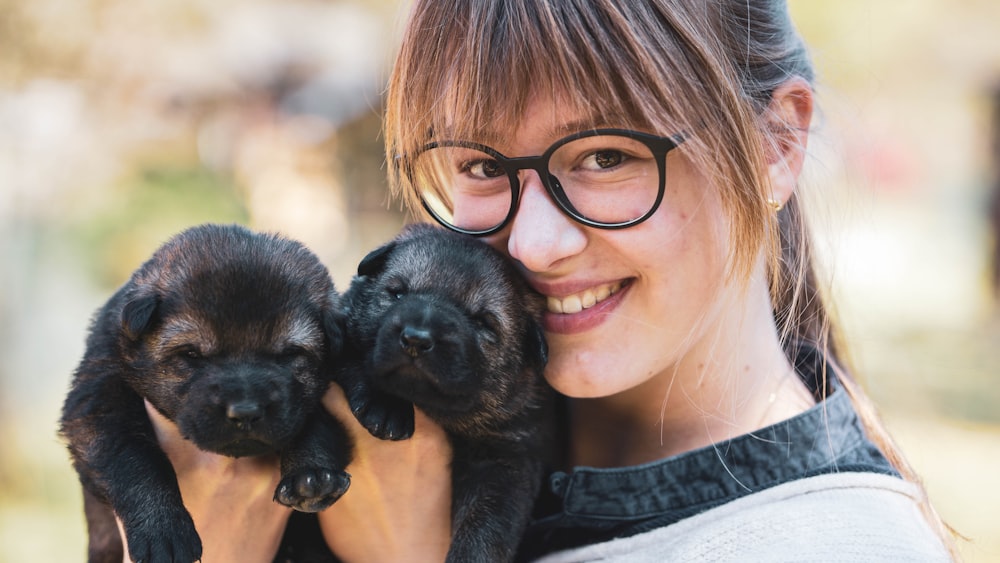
[119,224,341,457]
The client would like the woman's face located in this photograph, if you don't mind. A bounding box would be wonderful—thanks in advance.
[481,97,735,399]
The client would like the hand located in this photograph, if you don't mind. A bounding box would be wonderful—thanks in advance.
[118,400,292,563]
[317,385,453,563]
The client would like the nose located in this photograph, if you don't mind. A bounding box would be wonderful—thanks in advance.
[400,325,435,356]
[506,171,587,272]
[226,400,263,425]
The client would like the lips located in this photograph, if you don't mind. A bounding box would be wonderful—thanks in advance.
[537,279,631,335]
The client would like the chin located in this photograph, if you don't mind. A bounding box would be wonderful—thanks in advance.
[546,350,660,399]
[544,365,618,399]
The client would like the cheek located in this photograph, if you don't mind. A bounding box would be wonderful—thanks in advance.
[628,185,728,282]
[481,232,511,259]
[638,193,730,320]
[658,163,732,273]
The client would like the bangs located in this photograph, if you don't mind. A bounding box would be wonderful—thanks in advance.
[387,0,703,154]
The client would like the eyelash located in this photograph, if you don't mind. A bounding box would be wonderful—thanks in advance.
[476,312,502,336]
[174,345,204,360]
[385,280,408,299]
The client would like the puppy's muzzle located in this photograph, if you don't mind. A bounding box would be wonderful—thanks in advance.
[211,386,279,432]
[176,366,304,457]
[386,297,458,363]
[400,326,434,357]
[373,296,484,401]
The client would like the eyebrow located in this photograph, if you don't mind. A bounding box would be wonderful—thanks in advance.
[445,124,619,159]
[548,118,613,138]
[434,116,613,146]
[280,316,323,349]
[157,315,217,352]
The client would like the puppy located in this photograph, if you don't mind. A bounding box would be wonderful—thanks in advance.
[60,223,352,563]
[337,223,553,563]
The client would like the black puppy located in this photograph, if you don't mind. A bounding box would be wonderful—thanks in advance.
[60,223,352,563]
[337,223,553,563]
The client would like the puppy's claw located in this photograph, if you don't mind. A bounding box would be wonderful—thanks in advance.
[351,392,415,441]
[384,418,414,441]
[122,509,202,563]
[274,468,351,512]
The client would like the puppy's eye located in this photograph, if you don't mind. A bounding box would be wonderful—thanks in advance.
[176,346,203,360]
[475,312,503,336]
[279,345,308,360]
[385,281,407,300]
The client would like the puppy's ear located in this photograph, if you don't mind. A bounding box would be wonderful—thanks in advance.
[523,321,549,371]
[357,240,396,278]
[121,289,158,341]
[322,297,345,356]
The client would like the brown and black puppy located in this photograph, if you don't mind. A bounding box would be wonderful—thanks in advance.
[337,223,553,563]
[60,223,352,563]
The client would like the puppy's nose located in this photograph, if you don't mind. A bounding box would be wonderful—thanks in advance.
[400,326,434,356]
[226,401,263,425]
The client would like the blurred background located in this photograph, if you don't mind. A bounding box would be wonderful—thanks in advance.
[0,0,997,560]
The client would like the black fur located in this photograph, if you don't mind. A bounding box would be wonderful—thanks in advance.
[337,223,553,563]
[60,224,352,563]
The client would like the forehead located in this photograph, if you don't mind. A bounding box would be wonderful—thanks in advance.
[439,91,672,159]
[390,237,497,278]
[438,89,607,145]
[386,238,514,299]
[153,305,324,354]
[158,268,325,351]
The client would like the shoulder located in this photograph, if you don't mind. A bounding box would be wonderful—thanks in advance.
[531,473,952,563]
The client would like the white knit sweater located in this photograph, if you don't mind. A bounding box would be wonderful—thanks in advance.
[532,472,951,562]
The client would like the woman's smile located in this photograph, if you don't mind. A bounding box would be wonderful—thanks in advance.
[533,278,632,335]
[545,280,624,314]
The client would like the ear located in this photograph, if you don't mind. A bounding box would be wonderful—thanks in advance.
[357,240,397,278]
[322,294,345,356]
[121,289,158,341]
[764,78,813,208]
[523,320,549,372]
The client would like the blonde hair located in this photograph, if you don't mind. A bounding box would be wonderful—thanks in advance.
[384,0,957,554]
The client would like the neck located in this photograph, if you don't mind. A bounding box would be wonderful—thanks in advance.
[565,280,815,469]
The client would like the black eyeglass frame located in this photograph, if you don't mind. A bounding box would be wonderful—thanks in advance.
[411,128,687,236]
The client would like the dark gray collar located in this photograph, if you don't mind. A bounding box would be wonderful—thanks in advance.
[518,349,897,559]
[549,388,893,521]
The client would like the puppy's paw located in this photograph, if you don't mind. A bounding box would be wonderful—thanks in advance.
[274,468,351,513]
[123,509,202,563]
[349,390,415,441]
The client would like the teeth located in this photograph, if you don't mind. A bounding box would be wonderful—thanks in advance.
[546,282,622,315]
[563,295,582,314]
[547,296,563,314]
[595,284,611,301]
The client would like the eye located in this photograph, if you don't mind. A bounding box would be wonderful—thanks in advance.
[385,280,407,300]
[462,157,506,179]
[176,346,203,360]
[475,311,503,336]
[278,345,309,361]
[583,149,626,170]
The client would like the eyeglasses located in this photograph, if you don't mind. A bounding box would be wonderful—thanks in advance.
[406,128,686,236]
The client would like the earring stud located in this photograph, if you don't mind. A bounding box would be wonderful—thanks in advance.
[767,198,783,212]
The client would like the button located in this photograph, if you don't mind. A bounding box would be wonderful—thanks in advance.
[549,472,569,496]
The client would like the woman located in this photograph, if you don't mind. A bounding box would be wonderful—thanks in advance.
[134,0,957,561]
